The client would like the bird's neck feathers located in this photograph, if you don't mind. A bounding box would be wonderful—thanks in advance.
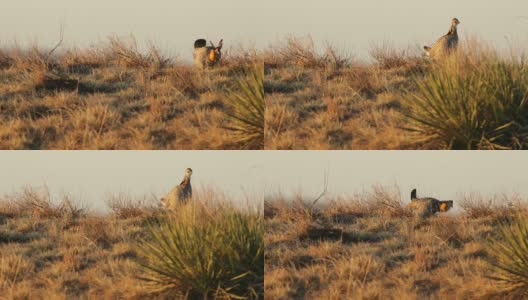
[180,175,191,186]
[448,24,458,36]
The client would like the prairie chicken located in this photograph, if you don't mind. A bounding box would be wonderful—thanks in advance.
[161,168,193,210]
[193,39,223,68]
[424,18,460,59]
[406,188,453,219]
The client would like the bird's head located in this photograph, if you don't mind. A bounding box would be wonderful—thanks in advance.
[185,168,193,177]
[452,18,460,27]
[439,200,454,212]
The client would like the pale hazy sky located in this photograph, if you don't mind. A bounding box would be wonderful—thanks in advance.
[1,1,526,60]
[1,151,527,212]
[261,151,528,206]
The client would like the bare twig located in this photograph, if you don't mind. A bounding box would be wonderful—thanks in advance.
[48,25,64,58]
[310,170,329,209]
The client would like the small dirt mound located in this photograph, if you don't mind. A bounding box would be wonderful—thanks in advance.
[38,77,79,92]
[300,226,343,241]
[289,255,317,268]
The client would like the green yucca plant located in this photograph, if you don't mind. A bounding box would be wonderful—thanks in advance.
[487,214,528,297]
[225,64,264,150]
[136,207,264,299]
[403,56,528,149]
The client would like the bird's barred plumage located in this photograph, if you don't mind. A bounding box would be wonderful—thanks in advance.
[406,189,453,219]
[424,18,460,59]
[161,168,193,210]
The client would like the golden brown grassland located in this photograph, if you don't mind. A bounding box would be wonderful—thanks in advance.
[264,37,528,149]
[0,186,264,299]
[0,37,263,149]
[264,186,528,299]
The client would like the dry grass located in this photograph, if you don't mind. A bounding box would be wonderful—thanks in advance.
[264,187,528,299]
[459,192,524,219]
[264,37,527,149]
[0,187,263,299]
[264,37,426,149]
[106,193,159,219]
[0,192,152,299]
[0,36,263,149]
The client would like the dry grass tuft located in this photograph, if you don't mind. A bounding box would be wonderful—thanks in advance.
[106,193,159,219]
[106,36,171,69]
[370,42,423,70]
[264,36,351,69]
[1,186,87,222]
[459,193,526,218]
[80,217,114,248]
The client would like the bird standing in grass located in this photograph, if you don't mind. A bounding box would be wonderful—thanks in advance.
[424,18,460,59]
[161,168,193,210]
[193,39,223,68]
[406,188,453,219]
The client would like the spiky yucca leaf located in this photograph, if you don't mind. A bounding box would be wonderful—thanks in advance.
[136,207,264,299]
[403,56,528,149]
[225,64,264,149]
[488,214,528,297]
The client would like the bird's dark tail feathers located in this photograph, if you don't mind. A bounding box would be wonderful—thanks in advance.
[194,39,207,49]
